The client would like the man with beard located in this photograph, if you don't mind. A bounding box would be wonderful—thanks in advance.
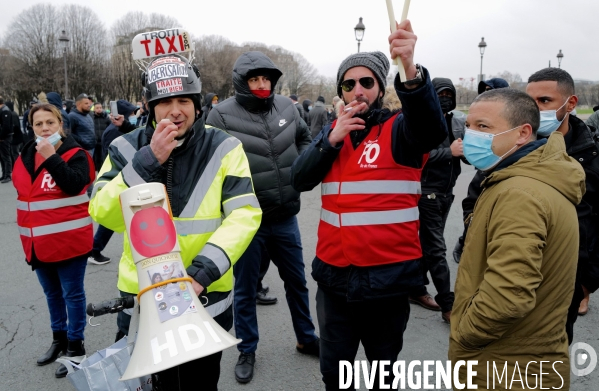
[68,94,96,155]
[291,20,447,390]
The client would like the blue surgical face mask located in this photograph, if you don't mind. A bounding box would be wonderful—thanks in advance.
[463,126,520,171]
[308,106,313,111]
[129,115,137,124]
[537,98,570,137]
[36,132,62,146]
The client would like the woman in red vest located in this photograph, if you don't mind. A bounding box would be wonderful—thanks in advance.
[13,103,95,378]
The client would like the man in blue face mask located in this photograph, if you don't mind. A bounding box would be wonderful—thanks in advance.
[526,67,599,342]
[451,88,585,388]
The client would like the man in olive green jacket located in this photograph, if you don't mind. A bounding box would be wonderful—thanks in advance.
[449,89,585,390]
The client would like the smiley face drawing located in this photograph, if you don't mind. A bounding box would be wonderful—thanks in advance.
[130,206,177,257]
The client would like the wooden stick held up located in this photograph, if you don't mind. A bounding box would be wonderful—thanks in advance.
[385,0,411,81]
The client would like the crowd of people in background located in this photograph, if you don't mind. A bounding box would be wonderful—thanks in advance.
[3,19,599,391]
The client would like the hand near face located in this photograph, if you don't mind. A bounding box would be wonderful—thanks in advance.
[328,100,368,147]
[110,114,124,127]
[388,19,418,81]
[35,138,56,159]
[150,119,179,164]
[450,138,464,157]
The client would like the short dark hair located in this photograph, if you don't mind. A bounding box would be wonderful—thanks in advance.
[94,102,102,106]
[528,68,575,97]
[76,93,90,102]
[473,89,540,134]
[0,96,4,105]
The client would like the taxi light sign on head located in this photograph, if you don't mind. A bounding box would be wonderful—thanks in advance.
[132,27,194,70]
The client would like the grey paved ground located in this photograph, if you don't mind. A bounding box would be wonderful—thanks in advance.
[0,163,597,390]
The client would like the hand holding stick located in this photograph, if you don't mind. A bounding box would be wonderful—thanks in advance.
[386,0,412,81]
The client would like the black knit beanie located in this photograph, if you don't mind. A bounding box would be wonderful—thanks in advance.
[336,51,390,98]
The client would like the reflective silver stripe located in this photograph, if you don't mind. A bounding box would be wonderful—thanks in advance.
[200,243,231,277]
[320,208,340,228]
[175,218,222,236]
[341,207,419,226]
[180,137,241,218]
[223,194,260,217]
[16,201,28,211]
[110,136,137,162]
[340,180,421,195]
[122,162,146,187]
[31,217,92,236]
[90,181,107,200]
[18,226,31,237]
[28,194,89,211]
[205,291,233,318]
[321,182,340,195]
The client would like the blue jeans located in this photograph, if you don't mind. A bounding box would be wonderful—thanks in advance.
[93,225,114,252]
[35,257,87,341]
[234,216,317,353]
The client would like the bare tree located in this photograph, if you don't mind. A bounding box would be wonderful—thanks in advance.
[61,5,109,101]
[194,35,238,100]
[2,4,63,97]
[107,12,180,102]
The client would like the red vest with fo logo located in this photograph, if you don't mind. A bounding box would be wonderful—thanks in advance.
[316,113,428,267]
[14,148,95,263]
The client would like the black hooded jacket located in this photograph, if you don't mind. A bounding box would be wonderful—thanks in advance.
[420,78,466,194]
[202,93,217,122]
[206,51,312,221]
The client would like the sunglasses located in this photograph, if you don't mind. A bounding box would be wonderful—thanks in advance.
[341,77,376,92]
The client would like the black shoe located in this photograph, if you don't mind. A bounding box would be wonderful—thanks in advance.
[88,250,110,265]
[260,284,269,294]
[234,352,255,383]
[296,337,320,357]
[1,176,11,183]
[453,237,464,263]
[37,331,67,366]
[256,288,277,305]
[55,340,86,378]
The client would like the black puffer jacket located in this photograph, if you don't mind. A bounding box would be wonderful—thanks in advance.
[207,51,312,221]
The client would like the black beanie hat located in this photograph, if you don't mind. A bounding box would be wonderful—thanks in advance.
[336,51,390,98]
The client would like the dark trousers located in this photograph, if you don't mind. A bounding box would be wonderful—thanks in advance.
[117,291,232,391]
[316,288,410,391]
[411,194,455,312]
[93,225,114,252]
[0,137,13,178]
[10,143,19,168]
[566,281,585,345]
[256,248,271,292]
[233,216,317,353]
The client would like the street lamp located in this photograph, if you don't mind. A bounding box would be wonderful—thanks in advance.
[557,49,564,68]
[58,30,70,100]
[354,17,365,53]
[478,37,487,84]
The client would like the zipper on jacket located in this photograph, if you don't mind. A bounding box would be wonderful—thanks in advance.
[262,114,285,202]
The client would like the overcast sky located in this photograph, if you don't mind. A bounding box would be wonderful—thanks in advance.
[2,0,598,86]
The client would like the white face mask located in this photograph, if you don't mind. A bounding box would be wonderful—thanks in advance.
[36,132,62,146]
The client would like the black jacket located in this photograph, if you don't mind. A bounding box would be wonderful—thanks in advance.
[207,51,312,221]
[421,112,465,194]
[309,101,329,138]
[201,93,217,122]
[291,67,448,301]
[0,105,14,139]
[93,112,111,144]
[565,115,599,293]
[461,115,599,293]
[294,102,305,121]
[17,135,92,269]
